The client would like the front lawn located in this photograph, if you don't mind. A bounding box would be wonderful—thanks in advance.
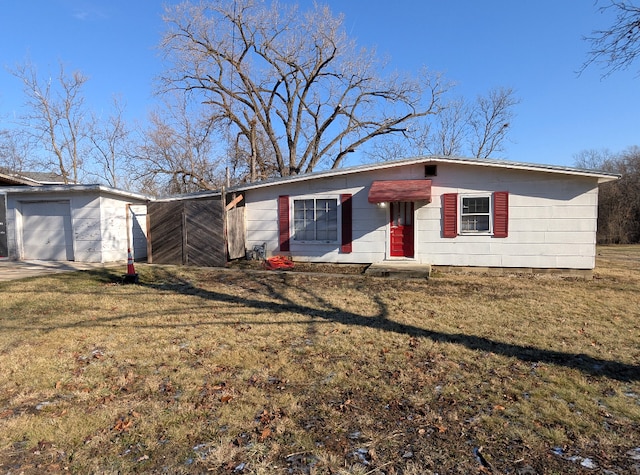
[0,246,639,474]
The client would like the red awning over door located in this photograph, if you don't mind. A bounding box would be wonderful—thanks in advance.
[367,179,432,203]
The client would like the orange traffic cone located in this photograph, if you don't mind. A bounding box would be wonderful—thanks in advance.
[127,249,136,274]
[123,248,139,284]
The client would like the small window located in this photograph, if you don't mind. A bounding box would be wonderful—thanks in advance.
[461,196,490,233]
[293,198,338,242]
[425,165,437,176]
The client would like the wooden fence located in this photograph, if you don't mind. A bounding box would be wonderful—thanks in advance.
[148,198,225,267]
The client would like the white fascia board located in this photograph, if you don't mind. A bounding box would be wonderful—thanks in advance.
[0,184,152,202]
[228,155,620,193]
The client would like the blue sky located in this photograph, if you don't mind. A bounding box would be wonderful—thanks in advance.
[0,0,638,168]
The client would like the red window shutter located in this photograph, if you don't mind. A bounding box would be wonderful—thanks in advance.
[493,191,509,238]
[442,193,458,238]
[278,195,290,252]
[341,194,353,253]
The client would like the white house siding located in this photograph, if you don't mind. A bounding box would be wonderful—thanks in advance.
[418,164,599,269]
[244,161,602,269]
[246,165,425,264]
[72,194,105,262]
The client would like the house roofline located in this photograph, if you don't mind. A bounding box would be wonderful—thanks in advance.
[153,190,222,202]
[226,155,620,193]
[0,172,43,186]
[0,184,151,202]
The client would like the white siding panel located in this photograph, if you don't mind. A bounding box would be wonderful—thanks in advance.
[546,218,596,232]
[4,204,16,260]
[512,205,596,219]
[73,219,102,240]
[73,239,103,257]
[71,197,101,219]
[99,196,130,263]
[556,254,595,268]
[71,196,103,263]
[508,231,547,244]
[544,231,595,244]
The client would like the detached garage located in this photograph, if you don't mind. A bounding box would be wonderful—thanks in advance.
[1,185,149,263]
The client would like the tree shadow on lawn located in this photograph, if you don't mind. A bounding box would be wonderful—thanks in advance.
[135,268,640,383]
[6,267,635,383]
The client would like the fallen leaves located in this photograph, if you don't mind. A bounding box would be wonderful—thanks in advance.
[258,427,272,442]
[113,417,133,432]
[112,411,140,433]
[199,381,236,405]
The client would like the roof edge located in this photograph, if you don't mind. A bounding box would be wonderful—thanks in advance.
[0,184,151,201]
[0,172,42,186]
[226,155,620,192]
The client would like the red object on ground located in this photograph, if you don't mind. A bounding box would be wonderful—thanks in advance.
[263,255,295,270]
[127,248,136,275]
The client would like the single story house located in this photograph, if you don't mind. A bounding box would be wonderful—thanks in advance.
[0,184,149,263]
[224,156,618,271]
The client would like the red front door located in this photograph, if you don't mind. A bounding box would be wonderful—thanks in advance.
[390,202,414,257]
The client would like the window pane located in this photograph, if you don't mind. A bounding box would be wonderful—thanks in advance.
[461,215,490,232]
[462,197,489,214]
[316,199,337,241]
[293,199,315,240]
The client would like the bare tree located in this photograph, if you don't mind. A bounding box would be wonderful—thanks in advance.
[582,0,640,76]
[574,148,616,170]
[12,61,89,184]
[227,121,282,182]
[132,93,225,196]
[427,97,468,157]
[575,146,640,243]
[86,96,131,188]
[365,87,518,161]
[160,0,446,179]
[468,87,518,159]
[0,128,34,173]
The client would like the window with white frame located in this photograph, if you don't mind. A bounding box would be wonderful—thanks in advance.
[460,195,491,233]
[293,198,338,242]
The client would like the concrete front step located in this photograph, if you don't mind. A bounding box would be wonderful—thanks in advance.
[365,262,431,279]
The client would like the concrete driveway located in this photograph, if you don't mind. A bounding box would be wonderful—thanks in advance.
[0,260,121,282]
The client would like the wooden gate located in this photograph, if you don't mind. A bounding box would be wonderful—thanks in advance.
[148,198,225,267]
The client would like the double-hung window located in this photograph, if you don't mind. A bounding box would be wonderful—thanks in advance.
[460,196,491,233]
[293,198,338,242]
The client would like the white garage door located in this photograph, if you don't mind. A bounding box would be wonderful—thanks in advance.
[21,201,74,260]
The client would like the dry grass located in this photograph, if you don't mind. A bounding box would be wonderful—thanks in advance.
[0,246,639,474]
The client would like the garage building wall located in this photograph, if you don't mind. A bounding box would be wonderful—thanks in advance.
[3,187,148,263]
[98,196,148,263]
